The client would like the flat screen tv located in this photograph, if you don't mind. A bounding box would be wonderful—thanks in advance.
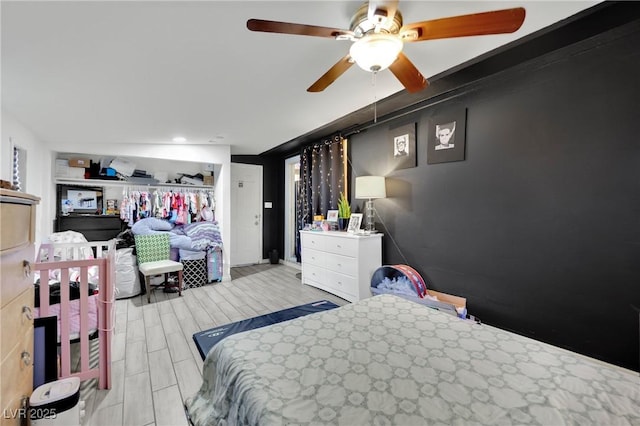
[57,184,104,215]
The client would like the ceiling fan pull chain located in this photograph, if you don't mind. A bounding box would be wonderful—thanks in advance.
[372,71,378,123]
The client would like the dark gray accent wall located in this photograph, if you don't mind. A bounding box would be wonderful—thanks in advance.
[349,20,640,371]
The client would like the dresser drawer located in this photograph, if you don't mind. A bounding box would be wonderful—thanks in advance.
[323,235,358,256]
[0,327,33,420]
[0,246,34,308]
[302,248,324,267]
[301,233,326,251]
[324,252,357,277]
[1,288,34,360]
[0,202,33,252]
[302,263,325,286]
[325,269,357,298]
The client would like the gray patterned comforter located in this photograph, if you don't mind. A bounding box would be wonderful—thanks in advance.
[185,294,640,425]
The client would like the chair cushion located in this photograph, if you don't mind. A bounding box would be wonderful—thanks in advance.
[138,260,183,275]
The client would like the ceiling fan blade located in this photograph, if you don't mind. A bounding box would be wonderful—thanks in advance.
[388,52,429,93]
[247,19,353,39]
[401,7,526,42]
[368,0,399,26]
[307,54,354,92]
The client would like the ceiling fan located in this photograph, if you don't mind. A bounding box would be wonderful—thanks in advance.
[247,1,525,93]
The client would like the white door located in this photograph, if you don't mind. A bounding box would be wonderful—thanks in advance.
[231,163,263,266]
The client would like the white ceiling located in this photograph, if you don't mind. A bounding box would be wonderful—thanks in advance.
[2,1,599,155]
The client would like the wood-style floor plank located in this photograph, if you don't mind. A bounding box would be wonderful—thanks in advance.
[153,385,189,426]
[122,371,154,425]
[149,348,177,391]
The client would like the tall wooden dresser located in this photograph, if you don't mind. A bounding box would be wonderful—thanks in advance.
[0,189,39,424]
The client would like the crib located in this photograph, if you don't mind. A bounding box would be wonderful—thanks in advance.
[33,239,116,389]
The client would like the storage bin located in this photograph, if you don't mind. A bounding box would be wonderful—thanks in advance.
[182,258,208,289]
[370,265,427,298]
[370,265,467,318]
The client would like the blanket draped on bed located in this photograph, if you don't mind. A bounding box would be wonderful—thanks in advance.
[185,295,640,425]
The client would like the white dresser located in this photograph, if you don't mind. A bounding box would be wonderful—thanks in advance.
[300,231,382,302]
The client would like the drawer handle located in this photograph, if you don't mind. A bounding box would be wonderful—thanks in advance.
[21,351,31,366]
[22,306,33,320]
[336,244,342,248]
[22,260,31,278]
[337,263,342,267]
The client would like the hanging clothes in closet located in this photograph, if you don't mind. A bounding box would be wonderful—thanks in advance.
[120,187,215,226]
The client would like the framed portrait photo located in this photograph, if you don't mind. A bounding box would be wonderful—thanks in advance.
[389,122,417,170]
[326,209,339,222]
[347,213,363,233]
[428,108,467,164]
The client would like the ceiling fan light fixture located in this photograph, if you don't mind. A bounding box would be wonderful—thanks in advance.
[349,33,403,72]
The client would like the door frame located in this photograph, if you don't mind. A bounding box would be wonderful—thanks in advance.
[230,162,263,266]
[284,155,300,264]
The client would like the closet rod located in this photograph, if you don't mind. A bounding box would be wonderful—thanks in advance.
[55,178,214,190]
[124,186,214,193]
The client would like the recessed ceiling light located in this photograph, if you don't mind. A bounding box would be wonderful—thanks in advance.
[172,136,187,143]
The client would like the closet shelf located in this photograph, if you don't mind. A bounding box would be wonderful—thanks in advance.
[55,178,214,190]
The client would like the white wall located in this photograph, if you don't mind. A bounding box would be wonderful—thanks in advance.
[50,141,232,279]
[1,110,54,246]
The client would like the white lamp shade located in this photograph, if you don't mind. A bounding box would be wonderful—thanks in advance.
[349,34,403,72]
[355,176,386,199]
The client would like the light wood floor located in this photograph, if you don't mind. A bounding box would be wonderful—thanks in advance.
[82,263,347,426]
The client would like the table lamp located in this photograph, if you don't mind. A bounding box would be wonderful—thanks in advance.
[355,176,386,232]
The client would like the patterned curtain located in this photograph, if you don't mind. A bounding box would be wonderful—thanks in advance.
[295,134,346,261]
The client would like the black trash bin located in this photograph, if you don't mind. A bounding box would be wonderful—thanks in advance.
[269,249,279,264]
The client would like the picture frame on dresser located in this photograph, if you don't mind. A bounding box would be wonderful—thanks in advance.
[347,213,363,233]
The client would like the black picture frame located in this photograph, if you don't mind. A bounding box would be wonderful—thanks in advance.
[33,316,58,388]
[428,108,467,164]
[389,122,417,169]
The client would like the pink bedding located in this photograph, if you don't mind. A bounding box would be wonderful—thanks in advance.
[34,294,99,341]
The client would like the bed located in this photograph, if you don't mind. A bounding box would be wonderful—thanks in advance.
[34,239,116,389]
[185,294,640,425]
